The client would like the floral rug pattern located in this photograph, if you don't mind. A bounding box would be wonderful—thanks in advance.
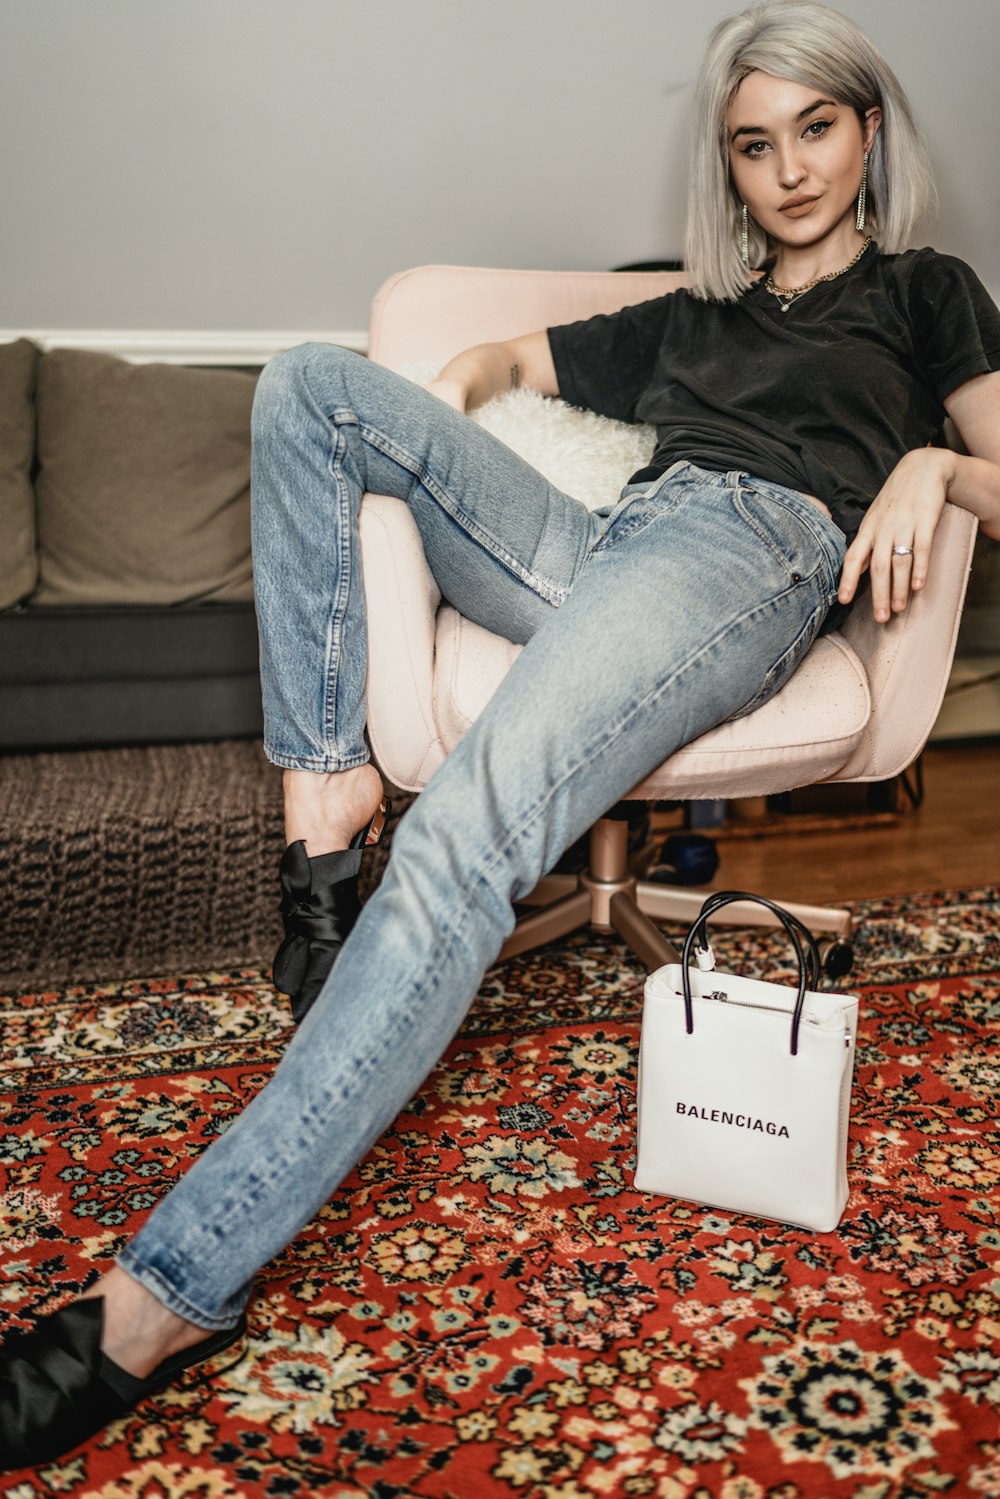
[1,886,998,1498]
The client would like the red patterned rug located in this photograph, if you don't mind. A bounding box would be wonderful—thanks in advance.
[1,886,998,1499]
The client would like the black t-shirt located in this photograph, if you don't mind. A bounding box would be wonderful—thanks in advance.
[547,244,1000,541]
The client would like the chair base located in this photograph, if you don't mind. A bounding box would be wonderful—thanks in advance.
[501,813,854,976]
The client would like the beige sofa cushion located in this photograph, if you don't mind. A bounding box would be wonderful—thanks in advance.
[34,349,256,606]
[0,338,40,608]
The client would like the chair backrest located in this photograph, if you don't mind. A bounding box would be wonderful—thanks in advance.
[366,265,977,785]
[369,264,687,372]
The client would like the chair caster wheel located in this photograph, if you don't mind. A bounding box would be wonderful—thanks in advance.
[820,938,853,980]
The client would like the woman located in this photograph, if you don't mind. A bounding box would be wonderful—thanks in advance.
[3,0,999,1469]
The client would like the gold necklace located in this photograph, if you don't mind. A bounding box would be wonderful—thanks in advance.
[764,236,872,313]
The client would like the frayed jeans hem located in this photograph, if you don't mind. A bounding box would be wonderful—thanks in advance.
[116,1246,249,1333]
[264,746,372,775]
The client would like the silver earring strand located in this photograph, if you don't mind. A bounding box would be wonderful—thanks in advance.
[856,152,869,233]
[741,203,750,270]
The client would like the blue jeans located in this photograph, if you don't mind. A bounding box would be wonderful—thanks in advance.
[118,345,846,1327]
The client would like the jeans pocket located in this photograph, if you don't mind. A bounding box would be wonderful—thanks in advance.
[733,479,843,586]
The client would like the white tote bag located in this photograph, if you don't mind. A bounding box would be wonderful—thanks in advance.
[634,892,859,1232]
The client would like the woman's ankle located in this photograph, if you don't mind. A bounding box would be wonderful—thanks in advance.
[283,762,384,856]
[82,1267,209,1379]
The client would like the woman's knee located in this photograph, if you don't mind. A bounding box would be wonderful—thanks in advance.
[252,342,358,435]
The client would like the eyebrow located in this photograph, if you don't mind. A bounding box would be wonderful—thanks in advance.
[729,98,840,141]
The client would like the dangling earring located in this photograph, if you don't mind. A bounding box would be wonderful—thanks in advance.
[741,203,750,269]
[856,152,869,232]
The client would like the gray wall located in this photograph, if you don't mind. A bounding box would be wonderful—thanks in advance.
[1,0,998,335]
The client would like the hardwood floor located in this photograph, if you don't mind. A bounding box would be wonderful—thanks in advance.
[657,741,999,905]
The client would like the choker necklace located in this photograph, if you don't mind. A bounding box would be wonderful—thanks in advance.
[764,236,872,312]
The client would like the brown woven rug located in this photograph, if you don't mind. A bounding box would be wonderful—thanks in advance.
[0,740,403,995]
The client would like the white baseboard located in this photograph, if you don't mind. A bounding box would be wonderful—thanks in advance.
[0,328,368,365]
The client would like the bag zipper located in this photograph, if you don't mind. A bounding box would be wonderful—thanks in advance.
[683,989,802,1020]
[678,987,853,1041]
[704,992,788,1016]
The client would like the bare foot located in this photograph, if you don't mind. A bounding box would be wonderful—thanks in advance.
[82,1267,214,1379]
[283,762,384,855]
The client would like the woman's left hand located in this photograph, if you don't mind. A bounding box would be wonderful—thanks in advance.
[838,448,955,623]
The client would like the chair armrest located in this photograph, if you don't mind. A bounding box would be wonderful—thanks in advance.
[833,503,978,780]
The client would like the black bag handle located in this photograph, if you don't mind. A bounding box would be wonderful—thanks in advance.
[693,890,822,989]
[679,890,822,1056]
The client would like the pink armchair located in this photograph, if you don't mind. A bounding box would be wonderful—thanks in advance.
[357,266,978,973]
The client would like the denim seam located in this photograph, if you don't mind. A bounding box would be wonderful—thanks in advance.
[323,418,359,761]
[339,411,572,608]
[733,592,830,718]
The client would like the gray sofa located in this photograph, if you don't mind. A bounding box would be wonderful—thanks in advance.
[0,339,262,748]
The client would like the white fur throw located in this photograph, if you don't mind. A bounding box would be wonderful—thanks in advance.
[404,364,656,511]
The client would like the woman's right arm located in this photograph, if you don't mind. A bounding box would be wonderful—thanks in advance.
[425,331,558,413]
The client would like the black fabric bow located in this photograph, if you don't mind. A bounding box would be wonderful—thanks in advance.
[273,840,363,1021]
[0,1299,128,1469]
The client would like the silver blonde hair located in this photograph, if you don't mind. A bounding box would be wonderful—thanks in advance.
[685,0,936,301]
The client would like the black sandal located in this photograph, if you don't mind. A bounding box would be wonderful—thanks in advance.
[0,1297,247,1471]
[272,798,390,1024]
